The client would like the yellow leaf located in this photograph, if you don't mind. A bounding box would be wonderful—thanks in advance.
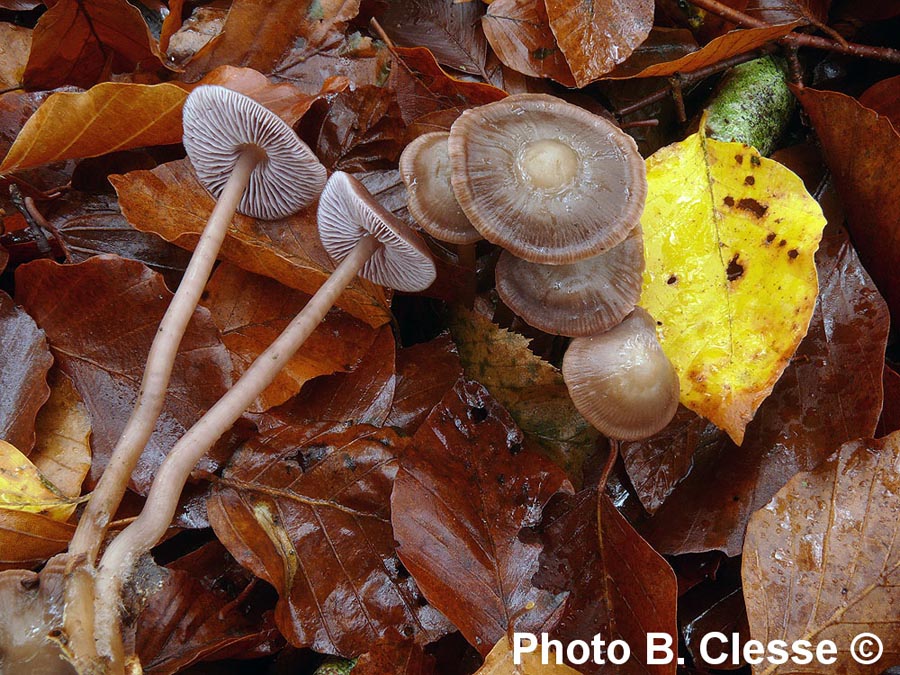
[640,128,826,445]
[476,637,581,674]
[0,440,77,521]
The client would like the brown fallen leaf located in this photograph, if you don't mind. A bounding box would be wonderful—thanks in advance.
[599,27,697,80]
[606,24,798,79]
[16,254,234,493]
[110,158,390,326]
[635,225,889,555]
[274,33,391,95]
[482,0,576,87]
[743,0,830,24]
[23,0,164,90]
[202,263,377,413]
[450,307,600,486]
[0,290,52,455]
[0,24,31,89]
[743,431,900,674]
[208,422,451,656]
[876,365,900,438]
[476,637,581,674]
[0,508,74,570]
[392,379,570,657]
[859,75,900,133]
[353,640,436,675]
[31,369,91,500]
[183,0,361,81]
[794,86,900,323]
[380,0,489,77]
[533,489,678,674]
[389,46,507,125]
[545,0,654,86]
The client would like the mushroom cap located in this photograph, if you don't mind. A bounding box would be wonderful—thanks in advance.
[182,85,327,220]
[448,93,647,264]
[496,226,645,337]
[318,171,436,293]
[399,132,481,245]
[562,307,679,440]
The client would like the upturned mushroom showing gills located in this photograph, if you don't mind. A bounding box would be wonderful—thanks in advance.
[562,308,679,441]
[66,85,328,569]
[399,131,481,245]
[448,93,647,264]
[495,226,645,337]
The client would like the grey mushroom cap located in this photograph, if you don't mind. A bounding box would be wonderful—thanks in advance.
[562,307,679,440]
[317,171,436,293]
[182,85,326,221]
[448,93,647,264]
[399,132,481,245]
[496,226,645,337]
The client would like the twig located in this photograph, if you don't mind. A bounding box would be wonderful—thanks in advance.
[598,439,619,492]
[9,185,52,257]
[619,118,660,129]
[669,75,687,123]
[25,196,72,261]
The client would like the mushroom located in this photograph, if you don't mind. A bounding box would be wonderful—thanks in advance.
[399,131,480,245]
[448,93,646,264]
[67,85,327,566]
[92,171,436,665]
[495,226,645,337]
[562,307,679,441]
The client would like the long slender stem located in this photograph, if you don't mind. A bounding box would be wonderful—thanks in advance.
[92,235,381,667]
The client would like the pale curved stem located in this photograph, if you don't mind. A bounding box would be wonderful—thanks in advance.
[92,235,380,666]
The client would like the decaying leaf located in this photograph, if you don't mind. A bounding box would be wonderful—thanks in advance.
[476,637,581,674]
[859,75,900,129]
[110,158,390,326]
[641,127,827,444]
[743,431,900,673]
[208,422,450,656]
[392,379,570,657]
[0,440,77,521]
[0,290,52,455]
[450,307,600,485]
[353,640,436,674]
[0,24,30,89]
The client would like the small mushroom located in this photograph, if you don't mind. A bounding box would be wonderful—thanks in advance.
[448,93,646,264]
[495,226,645,337]
[562,307,679,440]
[399,131,481,245]
[93,173,436,659]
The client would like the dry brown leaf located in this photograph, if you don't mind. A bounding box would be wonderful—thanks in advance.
[110,158,390,326]
[31,369,91,500]
[482,0,576,87]
[743,431,900,673]
[545,0,653,86]
[202,263,377,413]
[0,24,31,89]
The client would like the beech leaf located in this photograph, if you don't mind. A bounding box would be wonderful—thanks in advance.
[0,24,30,89]
[0,440,76,521]
[476,637,581,674]
[743,431,900,673]
[640,127,827,444]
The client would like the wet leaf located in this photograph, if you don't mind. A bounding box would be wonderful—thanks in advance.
[16,254,234,493]
[545,0,653,86]
[202,263,377,413]
[208,422,451,656]
[353,640,436,675]
[450,308,599,484]
[135,542,282,674]
[0,509,74,569]
[0,440,76,520]
[0,24,31,89]
[380,0,488,77]
[31,369,91,500]
[795,86,900,322]
[641,127,827,444]
[743,431,900,673]
[392,379,570,657]
[274,34,391,95]
[184,0,360,80]
[476,637,581,674]
[0,290,52,455]
[110,158,391,326]
[876,365,900,438]
[859,75,900,129]
[533,489,678,674]
[481,0,575,87]
[23,0,163,90]
[637,226,889,555]
[743,0,830,24]
[388,46,507,124]
[601,27,697,79]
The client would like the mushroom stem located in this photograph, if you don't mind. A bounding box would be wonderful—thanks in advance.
[92,234,381,662]
[68,149,261,565]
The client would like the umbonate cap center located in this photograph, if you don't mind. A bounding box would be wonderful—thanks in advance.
[517,139,579,190]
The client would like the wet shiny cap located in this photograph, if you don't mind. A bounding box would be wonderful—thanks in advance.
[318,171,436,292]
[182,85,327,220]
[399,131,481,245]
[496,226,645,337]
[562,307,679,440]
[448,93,647,264]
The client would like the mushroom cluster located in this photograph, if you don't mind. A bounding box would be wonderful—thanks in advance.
[400,93,678,440]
